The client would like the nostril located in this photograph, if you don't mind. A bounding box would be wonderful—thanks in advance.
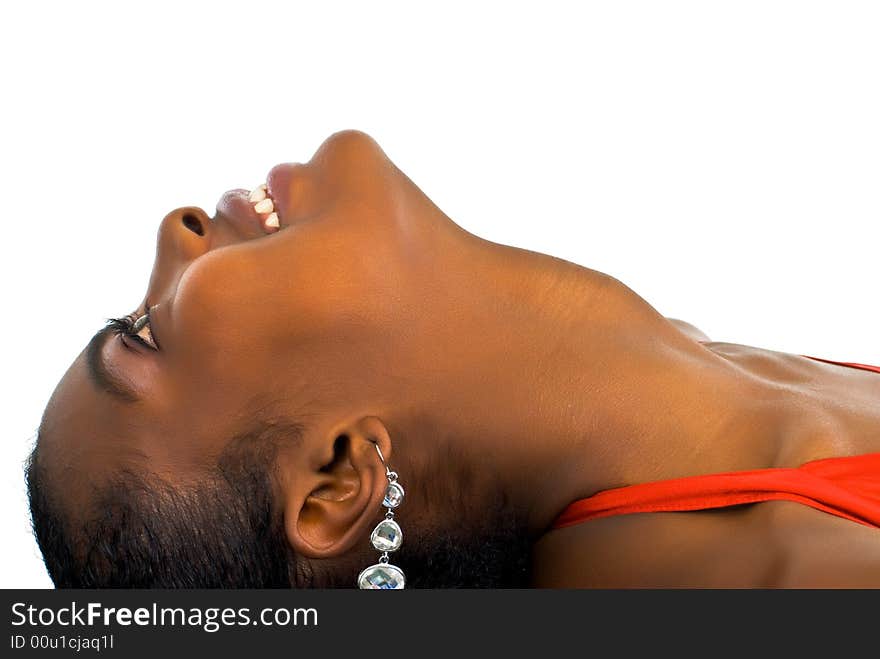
[181,212,205,236]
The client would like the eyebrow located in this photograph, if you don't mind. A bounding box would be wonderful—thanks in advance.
[85,325,141,403]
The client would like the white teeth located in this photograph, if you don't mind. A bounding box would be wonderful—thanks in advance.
[254,198,274,214]
[248,182,280,232]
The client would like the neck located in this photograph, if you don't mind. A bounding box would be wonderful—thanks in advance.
[395,237,776,536]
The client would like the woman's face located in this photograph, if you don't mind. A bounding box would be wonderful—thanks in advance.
[40,130,466,487]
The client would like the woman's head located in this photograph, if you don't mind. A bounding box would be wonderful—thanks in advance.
[28,130,533,587]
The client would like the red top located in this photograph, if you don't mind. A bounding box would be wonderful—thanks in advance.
[551,354,880,530]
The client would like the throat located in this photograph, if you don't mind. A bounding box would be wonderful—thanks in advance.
[434,249,778,536]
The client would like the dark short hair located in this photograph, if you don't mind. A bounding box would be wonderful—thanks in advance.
[27,420,532,588]
[26,419,308,588]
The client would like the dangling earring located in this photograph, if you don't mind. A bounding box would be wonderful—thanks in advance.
[357,443,406,589]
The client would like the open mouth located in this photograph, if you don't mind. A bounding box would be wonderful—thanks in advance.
[247,183,281,233]
[217,163,305,237]
[215,181,285,238]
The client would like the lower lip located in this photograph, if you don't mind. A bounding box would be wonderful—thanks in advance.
[216,189,273,237]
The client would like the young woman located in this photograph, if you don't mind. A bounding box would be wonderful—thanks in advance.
[27,130,880,588]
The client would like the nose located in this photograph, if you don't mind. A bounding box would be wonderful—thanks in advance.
[157,206,212,257]
[145,206,212,299]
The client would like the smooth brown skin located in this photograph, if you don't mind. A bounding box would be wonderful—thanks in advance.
[40,130,880,587]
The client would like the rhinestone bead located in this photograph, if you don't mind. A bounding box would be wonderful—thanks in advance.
[370,519,403,552]
[383,481,405,508]
[358,563,406,589]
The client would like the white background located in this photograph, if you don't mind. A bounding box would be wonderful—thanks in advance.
[1,1,877,588]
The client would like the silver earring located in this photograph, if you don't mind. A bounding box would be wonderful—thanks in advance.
[357,443,406,589]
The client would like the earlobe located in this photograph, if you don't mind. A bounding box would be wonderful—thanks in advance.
[282,416,393,560]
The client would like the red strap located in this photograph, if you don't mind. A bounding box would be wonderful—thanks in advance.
[552,452,880,530]
[801,355,880,374]
[552,349,880,531]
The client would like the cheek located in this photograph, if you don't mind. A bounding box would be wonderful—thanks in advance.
[169,228,404,372]
[253,222,402,338]
[167,245,346,368]
[170,250,282,367]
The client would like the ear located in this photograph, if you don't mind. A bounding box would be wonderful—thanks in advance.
[282,415,392,559]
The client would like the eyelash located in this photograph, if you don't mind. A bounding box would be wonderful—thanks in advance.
[106,311,155,350]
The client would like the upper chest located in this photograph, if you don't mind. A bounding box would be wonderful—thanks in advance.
[529,342,880,588]
[530,500,880,588]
